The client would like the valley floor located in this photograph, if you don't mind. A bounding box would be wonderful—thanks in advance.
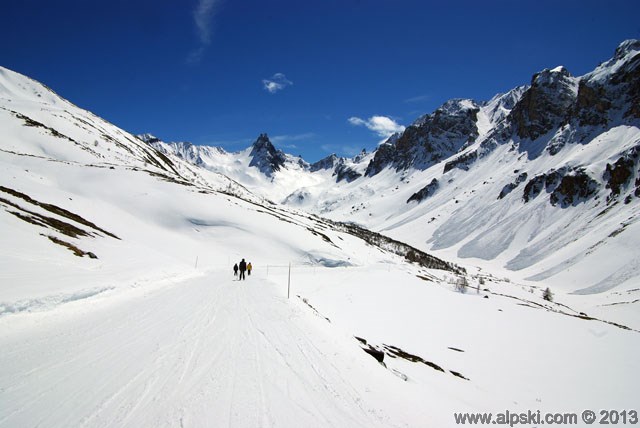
[0,270,417,428]
[1,265,638,427]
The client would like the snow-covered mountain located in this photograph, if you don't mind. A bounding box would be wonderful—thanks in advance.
[148,40,640,299]
[1,42,640,427]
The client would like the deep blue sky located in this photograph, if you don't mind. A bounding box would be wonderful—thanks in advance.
[2,0,640,161]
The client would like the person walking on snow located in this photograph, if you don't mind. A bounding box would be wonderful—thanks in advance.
[233,263,238,277]
[239,259,247,280]
[247,262,252,276]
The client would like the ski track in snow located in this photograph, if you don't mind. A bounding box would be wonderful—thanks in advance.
[0,270,395,428]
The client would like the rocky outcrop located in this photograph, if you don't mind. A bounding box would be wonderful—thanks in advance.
[509,67,578,141]
[498,172,528,199]
[249,133,286,177]
[310,154,338,172]
[334,160,362,183]
[365,142,397,177]
[407,178,439,203]
[604,144,640,203]
[549,169,599,207]
[523,167,599,207]
[365,100,480,176]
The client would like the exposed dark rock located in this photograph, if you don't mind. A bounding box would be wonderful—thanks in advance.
[310,154,338,172]
[365,142,397,177]
[603,144,640,202]
[249,133,286,177]
[509,67,577,142]
[407,178,439,203]
[523,166,599,207]
[362,346,385,363]
[574,80,611,127]
[0,185,119,239]
[522,167,569,203]
[549,169,599,207]
[334,160,362,183]
[498,172,528,199]
[365,100,479,176]
[443,150,478,173]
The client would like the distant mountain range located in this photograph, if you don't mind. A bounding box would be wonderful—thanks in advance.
[143,40,640,294]
[1,40,638,295]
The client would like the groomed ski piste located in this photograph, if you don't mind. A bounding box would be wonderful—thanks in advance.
[1,64,639,427]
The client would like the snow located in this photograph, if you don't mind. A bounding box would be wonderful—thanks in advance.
[2,42,640,427]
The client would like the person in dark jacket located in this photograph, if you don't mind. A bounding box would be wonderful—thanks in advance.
[233,263,238,277]
[239,259,247,280]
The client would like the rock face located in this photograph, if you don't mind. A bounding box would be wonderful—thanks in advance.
[142,41,640,216]
[604,143,640,202]
[407,178,439,203]
[365,99,480,177]
[498,172,528,200]
[334,159,362,183]
[549,169,599,207]
[310,153,363,182]
[522,167,599,207]
[509,67,578,142]
[249,133,286,177]
[310,154,338,172]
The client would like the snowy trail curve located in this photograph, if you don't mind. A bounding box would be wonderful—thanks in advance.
[0,271,399,428]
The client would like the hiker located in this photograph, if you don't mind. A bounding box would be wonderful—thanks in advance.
[239,258,247,280]
[247,262,252,276]
[233,263,238,277]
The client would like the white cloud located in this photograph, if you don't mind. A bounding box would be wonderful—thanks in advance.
[262,73,293,93]
[348,115,405,141]
[187,0,220,64]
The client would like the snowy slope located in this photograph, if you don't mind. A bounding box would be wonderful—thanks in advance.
[2,46,640,428]
[148,41,640,306]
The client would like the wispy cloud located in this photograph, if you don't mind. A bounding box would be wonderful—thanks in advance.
[271,133,315,144]
[187,0,220,64]
[348,115,405,142]
[404,93,430,103]
[321,144,366,157]
[262,73,293,94]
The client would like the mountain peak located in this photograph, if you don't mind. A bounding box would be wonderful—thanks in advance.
[614,39,640,60]
[531,66,573,87]
[137,133,161,144]
[252,133,272,148]
[249,133,286,176]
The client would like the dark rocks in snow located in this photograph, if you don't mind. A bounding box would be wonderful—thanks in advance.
[443,150,478,173]
[363,346,385,363]
[574,80,612,127]
[509,66,577,142]
[522,167,568,203]
[249,133,286,177]
[522,167,599,207]
[549,169,599,207]
[309,154,338,172]
[365,100,480,177]
[365,142,397,177]
[604,144,640,202]
[498,172,528,199]
[610,40,640,119]
[334,160,362,183]
[310,154,362,183]
[407,178,439,203]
